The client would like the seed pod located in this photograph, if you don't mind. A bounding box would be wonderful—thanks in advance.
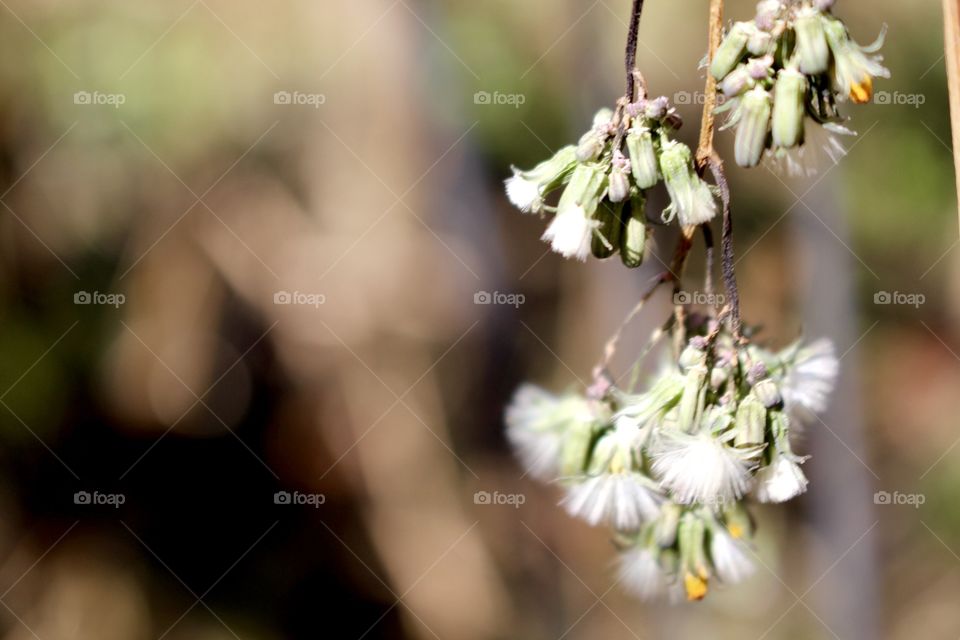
[619,193,647,268]
[711,22,753,80]
[626,127,660,188]
[772,67,807,148]
[591,199,623,259]
[795,9,830,75]
[734,396,767,447]
[734,87,772,168]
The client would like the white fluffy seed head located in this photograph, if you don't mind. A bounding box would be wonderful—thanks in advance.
[753,453,808,503]
[618,547,668,600]
[505,174,542,213]
[541,204,596,262]
[562,473,662,530]
[710,528,755,584]
[652,432,754,506]
[782,338,839,417]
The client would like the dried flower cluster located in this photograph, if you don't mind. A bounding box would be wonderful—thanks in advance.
[506,97,716,263]
[501,0,877,604]
[506,317,838,600]
[712,0,888,171]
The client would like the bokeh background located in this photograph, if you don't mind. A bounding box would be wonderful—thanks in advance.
[0,0,955,638]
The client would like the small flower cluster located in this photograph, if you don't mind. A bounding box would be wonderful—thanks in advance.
[505,319,838,601]
[505,98,717,263]
[711,0,888,170]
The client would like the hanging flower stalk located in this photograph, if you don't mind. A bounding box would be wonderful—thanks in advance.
[500,0,872,602]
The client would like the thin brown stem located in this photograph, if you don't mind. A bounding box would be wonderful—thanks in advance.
[943,0,960,228]
[625,0,646,101]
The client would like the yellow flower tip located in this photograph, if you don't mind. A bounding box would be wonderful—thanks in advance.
[728,523,744,539]
[850,77,873,104]
[684,572,709,601]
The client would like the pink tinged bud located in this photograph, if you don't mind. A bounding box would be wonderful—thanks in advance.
[721,66,754,97]
[711,22,753,80]
[755,1,783,31]
[608,168,631,203]
[645,96,669,120]
[795,11,830,75]
[747,55,774,80]
[734,87,772,168]
[576,131,604,162]
[747,30,774,56]
[815,0,835,10]
[626,127,660,189]
[772,67,807,148]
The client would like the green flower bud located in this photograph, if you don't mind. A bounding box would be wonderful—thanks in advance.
[734,87,772,168]
[659,140,717,226]
[559,419,597,476]
[620,192,647,268]
[734,395,767,447]
[747,29,774,56]
[753,378,782,408]
[679,513,710,600]
[591,199,624,259]
[722,502,754,539]
[592,107,615,128]
[824,17,889,104]
[557,162,607,218]
[576,130,604,162]
[677,362,708,433]
[795,9,830,75]
[772,67,807,149]
[711,22,753,80]
[626,127,660,189]
[654,503,683,547]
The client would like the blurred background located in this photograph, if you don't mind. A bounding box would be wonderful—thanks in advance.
[0,0,955,638]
